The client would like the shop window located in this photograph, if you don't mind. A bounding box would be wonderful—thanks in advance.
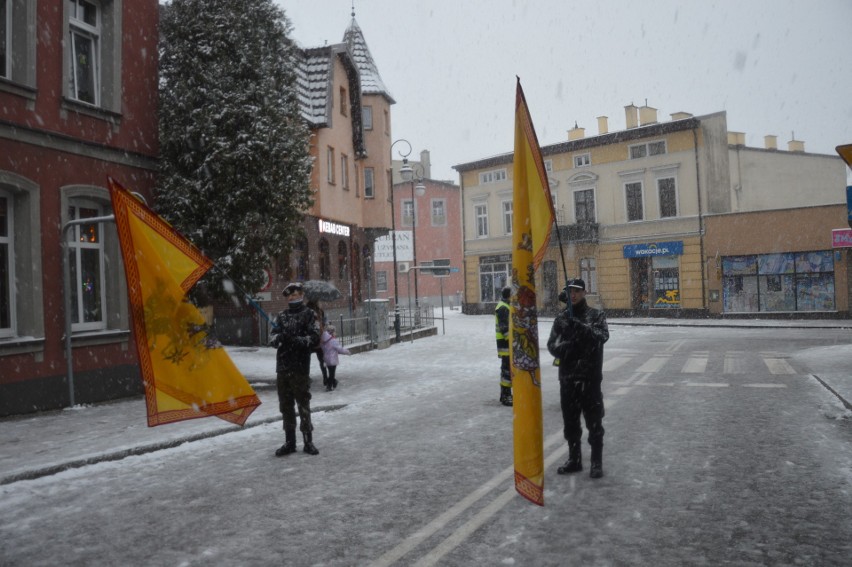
[294,236,309,280]
[318,238,330,280]
[479,259,510,302]
[338,240,348,279]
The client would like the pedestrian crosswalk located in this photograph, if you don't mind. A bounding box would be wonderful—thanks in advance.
[595,349,803,392]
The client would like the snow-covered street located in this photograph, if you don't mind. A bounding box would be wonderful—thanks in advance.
[1,311,851,566]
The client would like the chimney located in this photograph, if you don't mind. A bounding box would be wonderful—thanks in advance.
[764,135,777,150]
[787,132,804,152]
[568,122,585,141]
[638,103,658,126]
[727,131,746,146]
[597,116,609,135]
[670,111,693,121]
[625,104,639,129]
[419,149,432,178]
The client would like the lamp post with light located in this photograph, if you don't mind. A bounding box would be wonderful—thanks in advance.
[408,163,426,309]
[389,139,413,341]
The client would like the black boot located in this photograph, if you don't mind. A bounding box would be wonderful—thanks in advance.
[275,426,297,457]
[303,431,319,455]
[557,441,583,474]
[590,443,603,479]
[500,386,513,406]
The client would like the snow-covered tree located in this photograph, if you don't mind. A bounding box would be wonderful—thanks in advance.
[158,0,312,303]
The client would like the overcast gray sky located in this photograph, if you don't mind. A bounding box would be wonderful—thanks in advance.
[280,0,852,183]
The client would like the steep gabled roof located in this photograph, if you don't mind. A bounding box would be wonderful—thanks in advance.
[342,18,395,104]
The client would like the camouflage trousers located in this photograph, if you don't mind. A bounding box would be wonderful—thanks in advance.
[277,371,313,433]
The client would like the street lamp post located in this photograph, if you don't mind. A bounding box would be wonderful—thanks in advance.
[389,139,414,342]
[409,164,426,309]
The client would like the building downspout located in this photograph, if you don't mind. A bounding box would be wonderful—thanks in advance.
[693,127,707,312]
[458,173,467,312]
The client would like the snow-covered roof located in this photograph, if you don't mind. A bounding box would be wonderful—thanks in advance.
[342,18,395,104]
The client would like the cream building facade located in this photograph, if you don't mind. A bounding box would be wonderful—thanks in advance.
[454,105,848,317]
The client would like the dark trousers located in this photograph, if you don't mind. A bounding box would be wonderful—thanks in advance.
[327,365,338,389]
[499,356,511,388]
[316,350,328,382]
[560,377,605,447]
[277,371,313,433]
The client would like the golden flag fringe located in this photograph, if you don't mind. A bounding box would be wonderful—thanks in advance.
[511,79,556,506]
[108,178,261,427]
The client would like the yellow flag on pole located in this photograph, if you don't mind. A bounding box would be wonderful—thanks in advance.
[511,79,556,506]
[108,178,261,427]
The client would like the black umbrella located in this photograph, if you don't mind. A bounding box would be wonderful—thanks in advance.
[302,280,342,302]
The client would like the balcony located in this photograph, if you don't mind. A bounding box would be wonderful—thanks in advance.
[551,221,599,243]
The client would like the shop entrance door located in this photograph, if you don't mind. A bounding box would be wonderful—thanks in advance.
[630,257,651,312]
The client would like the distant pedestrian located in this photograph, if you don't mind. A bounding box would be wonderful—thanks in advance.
[319,325,351,391]
[306,299,329,388]
[270,282,321,456]
[495,286,512,406]
[546,278,609,478]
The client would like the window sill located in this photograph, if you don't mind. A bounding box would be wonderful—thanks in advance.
[0,336,46,357]
[69,328,131,348]
[61,98,123,125]
[0,78,37,101]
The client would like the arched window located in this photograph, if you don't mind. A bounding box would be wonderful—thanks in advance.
[338,241,348,279]
[352,243,362,302]
[295,236,309,281]
[319,238,330,280]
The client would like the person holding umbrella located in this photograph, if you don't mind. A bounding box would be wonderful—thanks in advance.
[270,282,321,456]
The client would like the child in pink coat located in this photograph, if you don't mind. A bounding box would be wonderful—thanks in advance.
[320,325,351,391]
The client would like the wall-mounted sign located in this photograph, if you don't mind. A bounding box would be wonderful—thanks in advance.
[318,218,350,237]
[832,228,852,248]
[374,231,413,262]
[623,241,684,258]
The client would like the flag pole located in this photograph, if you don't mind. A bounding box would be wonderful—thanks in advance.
[551,218,573,317]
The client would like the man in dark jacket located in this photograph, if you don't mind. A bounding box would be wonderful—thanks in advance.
[495,286,512,406]
[270,282,321,456]
[546,278,609,478]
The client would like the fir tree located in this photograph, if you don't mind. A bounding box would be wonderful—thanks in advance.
[158,0,312,304]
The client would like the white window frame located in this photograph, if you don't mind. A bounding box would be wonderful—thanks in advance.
[0,188,15,338]
[573,188,596,223]
[364,167,375,199]
[629,140,667,159]
[479,168,507,185]
[657,176,678,218]
[67,199,107,332]
[68,0,101,106]
[501,199,513,235]
[574,153,591,168]
[544,159,553,172]
[431,198,446,227]
[402,198,416,227]
[326,147,335,184]
[474,203,488,238]
[341,154,349,190]
[580,257,597,293]
[1,0,9,80]
[362,105,373,130]
[625,181,644,222]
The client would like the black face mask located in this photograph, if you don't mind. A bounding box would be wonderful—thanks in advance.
[288,298,303,307]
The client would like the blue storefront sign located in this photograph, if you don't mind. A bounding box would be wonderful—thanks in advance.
[623,241,684,258]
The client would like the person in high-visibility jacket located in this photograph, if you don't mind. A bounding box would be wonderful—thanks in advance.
[495,286,512,406]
